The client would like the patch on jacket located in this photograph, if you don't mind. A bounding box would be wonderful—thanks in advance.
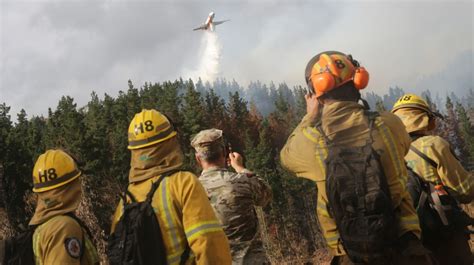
[64,237,82,259]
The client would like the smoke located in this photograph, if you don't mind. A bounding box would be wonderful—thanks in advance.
[194,31,222,82]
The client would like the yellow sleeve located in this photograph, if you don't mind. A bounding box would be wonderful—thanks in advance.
[380,111,411,156]
[432,137,474,203]
[376,113,421,237]
[280,114,324,181]
[375,113,411,207]
[37,217,84,265]
[177,172,232,265]
[110,199,124,233]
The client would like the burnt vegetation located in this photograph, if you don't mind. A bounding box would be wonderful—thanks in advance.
[1,78,473,263]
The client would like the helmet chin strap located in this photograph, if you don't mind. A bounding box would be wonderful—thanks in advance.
[360,98,370,110]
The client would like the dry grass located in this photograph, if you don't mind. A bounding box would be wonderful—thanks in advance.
[2,180,473,264]
[0,209,14,240]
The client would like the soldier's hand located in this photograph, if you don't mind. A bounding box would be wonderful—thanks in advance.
[229,152,245,173]
[305,93,320,121]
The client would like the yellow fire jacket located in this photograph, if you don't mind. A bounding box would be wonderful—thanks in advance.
[111,171,232,265]
[280,101,421,256]
[406,135,474,203]
[32,215,99,265]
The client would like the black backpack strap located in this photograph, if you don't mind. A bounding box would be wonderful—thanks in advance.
[63,213,91,259]
[179,244,191,265]
[125,190,137,204]
[315,121,331,145]
[409,133,424,142]
[365,111,379,127]
[429,184,452,226]
[409,146,438,169]
[120,188,138,206]
[145,170,179,204]
[409,147,456,226]
[364,111,379,145]
[64,213,92,238]
[144,170,192,264]
[417,189,429,211]
[123,170,180,205]
[146,175,166,204]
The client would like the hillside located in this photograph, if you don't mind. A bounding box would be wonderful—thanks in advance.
[1,79,473,264]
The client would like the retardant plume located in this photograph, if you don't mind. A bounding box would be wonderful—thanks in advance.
[195,31,222,82]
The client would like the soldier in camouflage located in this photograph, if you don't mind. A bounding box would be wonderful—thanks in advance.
[191,128,273,265]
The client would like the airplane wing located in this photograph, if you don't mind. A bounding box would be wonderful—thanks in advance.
[213,20,230,26]
[193,25,207,31]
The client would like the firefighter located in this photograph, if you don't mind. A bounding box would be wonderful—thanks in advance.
[110,109,231,264]
[191,128,272,264]
[30,149,99,265]
[280,51,433,265]
[392,94,474,265]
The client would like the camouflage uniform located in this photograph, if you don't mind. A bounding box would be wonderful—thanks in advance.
[192,129,273,265]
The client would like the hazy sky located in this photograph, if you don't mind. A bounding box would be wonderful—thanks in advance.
[1,0,472,117]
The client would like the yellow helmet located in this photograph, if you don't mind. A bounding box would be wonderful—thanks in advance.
[32,149,82,193]
[392,94,430,113]
[127,109,177,150]
[392,93,443,118]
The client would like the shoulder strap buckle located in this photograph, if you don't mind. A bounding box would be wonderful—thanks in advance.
[409,146,438,168]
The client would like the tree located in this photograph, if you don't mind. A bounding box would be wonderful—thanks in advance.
[0,104,32,229]
[455,103,474,160]
[269,89,296,148]
[82,92,110,177]
[375,100,386,112]
[180,80,207,167]
[205,88,229,130]
[442,97,469,163]
[44,96,86,159]
[293,86,307,120]
[227,91,250,153]
[364,92,383,110]
[383,86,404,109]
[0,103,12,158]
[158,80,182,122]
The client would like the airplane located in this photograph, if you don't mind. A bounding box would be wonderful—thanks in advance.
[193,12,229,31]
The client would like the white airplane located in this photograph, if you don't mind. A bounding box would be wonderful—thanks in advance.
[193,12,229,31]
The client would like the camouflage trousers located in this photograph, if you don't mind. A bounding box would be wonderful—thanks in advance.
[231,240,269,265]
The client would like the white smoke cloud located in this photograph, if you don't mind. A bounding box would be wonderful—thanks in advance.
[1,1,471,116]
[190,31,222,82]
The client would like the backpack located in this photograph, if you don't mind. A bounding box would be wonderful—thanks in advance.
[0,226,36,265]
[0,214,89,265]
[107,171,190,265]
[406,146,474,239]
[318,111,397,264]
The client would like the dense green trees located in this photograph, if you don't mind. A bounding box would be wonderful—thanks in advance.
[0,78,472,262]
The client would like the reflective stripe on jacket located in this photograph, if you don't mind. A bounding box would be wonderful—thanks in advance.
[33,215,99,265]
[406,135,474,203]
[111,171,232,265]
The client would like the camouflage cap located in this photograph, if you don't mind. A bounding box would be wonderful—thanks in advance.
[191,128,224,153]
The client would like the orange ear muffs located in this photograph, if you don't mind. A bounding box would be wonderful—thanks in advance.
[311,72,336,95]
[306,51,370,96]
[353,67,369,90]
